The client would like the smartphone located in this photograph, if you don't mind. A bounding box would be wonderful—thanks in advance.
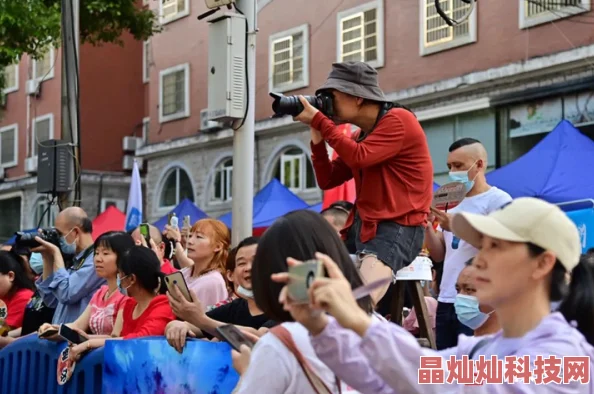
[139,223,151,246]
[38,327,59,338]
[287,259,325,304]
[215,325,255,352]
[58,324,87,345]
[167,213,174,225]
[165,272,193,302]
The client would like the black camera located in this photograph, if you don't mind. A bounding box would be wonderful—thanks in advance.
[14,228,61,250]
[270,92,334,118]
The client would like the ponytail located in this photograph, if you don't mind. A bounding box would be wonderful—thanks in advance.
[559,254,594,345]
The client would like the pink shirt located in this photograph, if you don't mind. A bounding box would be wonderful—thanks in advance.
[402,296,437,335]
[88,285,127,335]
[181,267,228,307]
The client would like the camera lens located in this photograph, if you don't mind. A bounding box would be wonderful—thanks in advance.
[306,272,315,289]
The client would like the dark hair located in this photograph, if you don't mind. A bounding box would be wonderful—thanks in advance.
[79,217,93,234]
[94,231,135,268]
[118,246,167,295]
[527,243,594,345]
[252,210,373,322]
[237,236,259,252]
[448,138,481,152]
[0,251,35,293]
[328,201,354,212]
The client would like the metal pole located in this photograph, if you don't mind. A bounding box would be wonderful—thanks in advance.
[231,0,257,246]
[60,0,80,207]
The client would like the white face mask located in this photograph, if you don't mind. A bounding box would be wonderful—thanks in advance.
[237,285,254,299]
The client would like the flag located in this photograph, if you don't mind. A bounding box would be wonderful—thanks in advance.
[125,160,143,232]
[322,124,356,209]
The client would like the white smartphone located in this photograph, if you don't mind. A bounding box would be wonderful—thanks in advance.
[287,260,325,304]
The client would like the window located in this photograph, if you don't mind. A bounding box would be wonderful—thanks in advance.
[421,0,477,56]
[31,47,55,81]
[159,63,190,123]
[0,196,21,242]
[33,197,58,228]
[142,117,150,142]
[0,124,18,167]
[160,0,189,24]
[159,166,194,208]
[337,0,385,68]
[269,24,310,93]
[100,198,126,212]
[272,148,316,192]
[32,113,54,157]
[520,0,590,29]
[211,158,233,203]
[3,63,18,94]
[143,41,150,83]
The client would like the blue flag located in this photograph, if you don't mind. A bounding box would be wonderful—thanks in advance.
[125,160,143,232]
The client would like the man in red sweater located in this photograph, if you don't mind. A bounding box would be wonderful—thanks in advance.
[294,61,433,304]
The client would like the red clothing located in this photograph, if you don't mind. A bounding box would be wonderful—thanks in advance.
[119,295,175,339]
[310,109,433,243]
[161,259,177,274]
[1,288,34,328]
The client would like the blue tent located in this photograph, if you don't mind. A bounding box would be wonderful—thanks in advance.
[153,198,208,231]
[486,120,594,203]
[4,229,38,246]
[219,178,309,228]
[433,182,440,191]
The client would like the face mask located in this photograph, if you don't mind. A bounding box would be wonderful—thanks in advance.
[59,229,78,255]
[454,294,493,330]
[117,275,130,296]
[29,253,44,275]
[449,161,478,194]
[237,285,254,299]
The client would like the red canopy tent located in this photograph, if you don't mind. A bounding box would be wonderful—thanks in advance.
[92,206,126,240]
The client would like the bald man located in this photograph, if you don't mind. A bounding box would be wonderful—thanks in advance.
[131,224,177,274]
[424,138,511,350]
[35,207,104,325]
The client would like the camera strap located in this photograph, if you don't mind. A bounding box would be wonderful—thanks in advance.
[71,246,94,272]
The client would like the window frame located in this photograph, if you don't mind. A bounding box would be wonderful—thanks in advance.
[31,47,55,82]
[0,123,18,168]
[33,197,58,228]
[336,0,385,69]
[210,158,234,204]
[419,0,478,56]
[31,113,54,157]
[3,63,19,94]
[277,150,316,193]
[268,24,310,93]
[100,198,126,212]
[159,0,190,25]
[158,166,195,210]
[142,117,150,143]
[158,63,190,124]
[143,41,150,84]
[519,0,590,29]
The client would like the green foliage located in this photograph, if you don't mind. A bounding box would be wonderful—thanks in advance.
[0,0,159,84]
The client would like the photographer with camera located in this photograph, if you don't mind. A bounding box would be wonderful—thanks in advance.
[35,207,104,325]
[291,61,433,305]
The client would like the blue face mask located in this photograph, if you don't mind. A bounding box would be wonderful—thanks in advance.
[236,285,254,299]
[454,294,492,330]
[117,275,129,296]
[29,253,44,275]
[448,161,478,194]
[59,229,77,255]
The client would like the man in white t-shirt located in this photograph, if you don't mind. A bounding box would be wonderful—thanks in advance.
[425,138,512,350]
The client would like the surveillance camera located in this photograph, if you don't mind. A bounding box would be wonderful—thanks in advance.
[204,0,236,10]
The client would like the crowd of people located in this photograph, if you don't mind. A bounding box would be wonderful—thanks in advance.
[0,61,593,393]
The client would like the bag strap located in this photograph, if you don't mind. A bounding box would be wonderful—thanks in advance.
[270,326,341,394]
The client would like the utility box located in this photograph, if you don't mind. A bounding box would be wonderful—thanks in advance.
[37,139,73,195]
[207,12,246,122]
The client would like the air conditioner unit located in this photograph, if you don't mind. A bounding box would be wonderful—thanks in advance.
[200,109,224,132]
[25,80,40,96]
[25,156,38,173]
[123,155,143,171]
[122,136,144,152]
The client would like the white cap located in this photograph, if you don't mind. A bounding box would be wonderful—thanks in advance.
[451,197,581,271]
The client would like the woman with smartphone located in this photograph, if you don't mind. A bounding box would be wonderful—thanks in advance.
[67,245,176,363]
[38,231,135,340]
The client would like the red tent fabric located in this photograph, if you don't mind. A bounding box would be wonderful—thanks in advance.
[92,206,126,240]
[322,124,356,209]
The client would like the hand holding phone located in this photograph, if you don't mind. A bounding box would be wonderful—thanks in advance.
[139,223,151,246]
[165,272,193,302]
[58,324,88,345]
[287,260,325,304]
[216,325,255,352]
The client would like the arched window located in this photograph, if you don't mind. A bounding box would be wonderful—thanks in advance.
[272,147,316,192]
[159,166,194,208]
[211,158,233,202]
[33,197,58,228]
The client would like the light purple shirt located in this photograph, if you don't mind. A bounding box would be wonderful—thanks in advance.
[311,313,594,393]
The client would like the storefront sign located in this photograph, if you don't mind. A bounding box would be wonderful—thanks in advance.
[509,97,563,138]
[563,91,594,127]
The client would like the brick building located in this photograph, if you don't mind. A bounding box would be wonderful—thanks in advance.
[136,0,594,224]
[0,35,145,241]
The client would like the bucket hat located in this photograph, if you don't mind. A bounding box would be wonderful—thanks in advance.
[316,62,387,102]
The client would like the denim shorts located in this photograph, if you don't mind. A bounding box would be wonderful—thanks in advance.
[345,215,425,274]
